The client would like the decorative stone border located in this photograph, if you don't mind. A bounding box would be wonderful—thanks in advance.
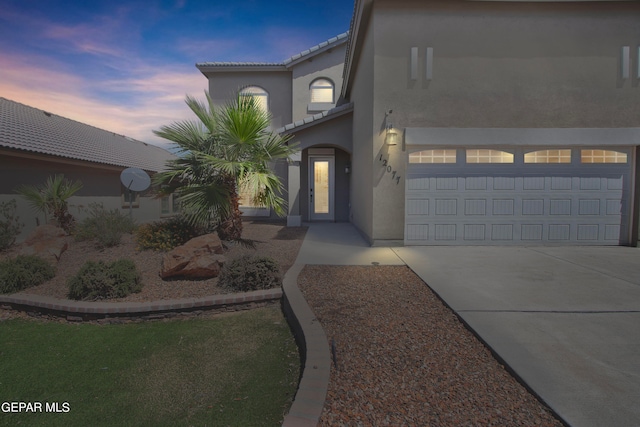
[0,289,283,322]
[281,264,331,427]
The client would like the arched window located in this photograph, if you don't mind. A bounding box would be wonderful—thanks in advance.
[239,86,268,113]
[524,149,571,164]
[310,78,334,103]
[409,149,457,164]
[466,149,514,164]
[581,149,627,164]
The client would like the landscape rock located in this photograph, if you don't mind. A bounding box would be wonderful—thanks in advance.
[20,224,69,265]
[160,233,226,279]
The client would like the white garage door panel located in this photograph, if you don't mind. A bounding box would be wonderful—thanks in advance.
[405,161,632,245]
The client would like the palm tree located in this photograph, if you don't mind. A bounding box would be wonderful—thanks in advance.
[16,174,83,233]
[153,92,297,240]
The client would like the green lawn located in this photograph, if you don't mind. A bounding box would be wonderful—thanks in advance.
[0,307,300,427]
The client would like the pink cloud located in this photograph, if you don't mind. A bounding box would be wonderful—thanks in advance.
[0,53,207,149]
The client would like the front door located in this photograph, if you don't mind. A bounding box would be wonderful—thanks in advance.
[309,156,335,221]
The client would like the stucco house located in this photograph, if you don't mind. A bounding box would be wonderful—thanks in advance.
[199,0,640,246]
[0,97,177,240]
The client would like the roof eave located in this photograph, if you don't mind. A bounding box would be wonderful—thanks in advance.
[196,64,288,75]
[283,32,349,68]
[277,103,354,134]
[341,0,373,100]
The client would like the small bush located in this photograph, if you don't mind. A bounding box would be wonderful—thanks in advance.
[135,216,203,251]
[219,255,281,292]
[68,259,142,301]
[75,203,136,248]
[0,255,55,294]
[0,199,24,251]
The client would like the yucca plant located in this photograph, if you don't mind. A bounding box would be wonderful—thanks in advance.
[153,91,298,241]
[15,174,83,233]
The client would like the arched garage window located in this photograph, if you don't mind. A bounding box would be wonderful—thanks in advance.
[524,149,571,164]
[581,149,627,164]
[239,86,268,113]
[310,78,334,103]
[466,149,513,163]
[409,149,456,164]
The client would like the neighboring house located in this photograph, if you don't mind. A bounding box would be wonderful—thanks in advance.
[200,0,640,246]
[0,97,177,240]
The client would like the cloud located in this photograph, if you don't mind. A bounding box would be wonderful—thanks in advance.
[42,15,134,59]
[0,52,206,149]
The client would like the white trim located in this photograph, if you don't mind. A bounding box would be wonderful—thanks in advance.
[405,128,640,147]
[308,155,335,221]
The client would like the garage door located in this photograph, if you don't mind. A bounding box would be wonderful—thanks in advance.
[405,147,634,245]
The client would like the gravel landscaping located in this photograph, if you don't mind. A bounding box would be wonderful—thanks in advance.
[299,265,564,427]
[0,221,306,302]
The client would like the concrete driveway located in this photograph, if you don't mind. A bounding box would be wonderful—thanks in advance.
[393,246,640,427]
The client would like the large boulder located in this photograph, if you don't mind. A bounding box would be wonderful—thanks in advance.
[20,224,69,265]
[160,233,226,279]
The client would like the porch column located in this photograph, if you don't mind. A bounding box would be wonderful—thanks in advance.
[287,151,302,226]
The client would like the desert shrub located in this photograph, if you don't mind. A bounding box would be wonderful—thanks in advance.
[218,255,281,292]
[0,199,24,251]
[75,203,136,248]
[15,174,82,234]
[68,259,142,301]
[0,255,55,294]
[135,215,203,251]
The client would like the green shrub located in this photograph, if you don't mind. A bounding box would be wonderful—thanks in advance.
[0,255,55,294]
[0,199,24,251]
[219,255,281,292]
[75,203,136,248]
[134,215,203,251]
[68,259,142,301]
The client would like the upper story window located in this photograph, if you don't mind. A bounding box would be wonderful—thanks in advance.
[310,78,334,103]
[239,86,268,113]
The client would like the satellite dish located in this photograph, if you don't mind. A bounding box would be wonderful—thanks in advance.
[120,167,150,192]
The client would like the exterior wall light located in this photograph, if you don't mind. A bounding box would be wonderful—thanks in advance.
[345,163,351,174]
[385,124,398,146]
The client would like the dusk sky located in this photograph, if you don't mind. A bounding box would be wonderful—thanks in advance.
[0,0,354,149]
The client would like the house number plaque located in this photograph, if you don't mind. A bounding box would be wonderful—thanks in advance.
[378,154,401,185]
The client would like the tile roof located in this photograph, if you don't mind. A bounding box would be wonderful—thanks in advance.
[0,97,175,173]
[282,32,349,67]
[277,102,353,133]
[196,32,349,71]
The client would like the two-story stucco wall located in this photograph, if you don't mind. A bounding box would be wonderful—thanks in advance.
[348,10,376,243]
[365,0,640,244]
[204,69,293,129]
[291,44,348,122]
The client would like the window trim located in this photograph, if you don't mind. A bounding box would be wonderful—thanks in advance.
[160,193,181,217]
[239,85,269,113]
[121,187,140,208]
[409,149,457,164]
[465,149,514,164]
[524,149,572,164]
[309,78,335,104]
[580,149,628,164]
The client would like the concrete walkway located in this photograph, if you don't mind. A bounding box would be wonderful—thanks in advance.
[285,222,640,427]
